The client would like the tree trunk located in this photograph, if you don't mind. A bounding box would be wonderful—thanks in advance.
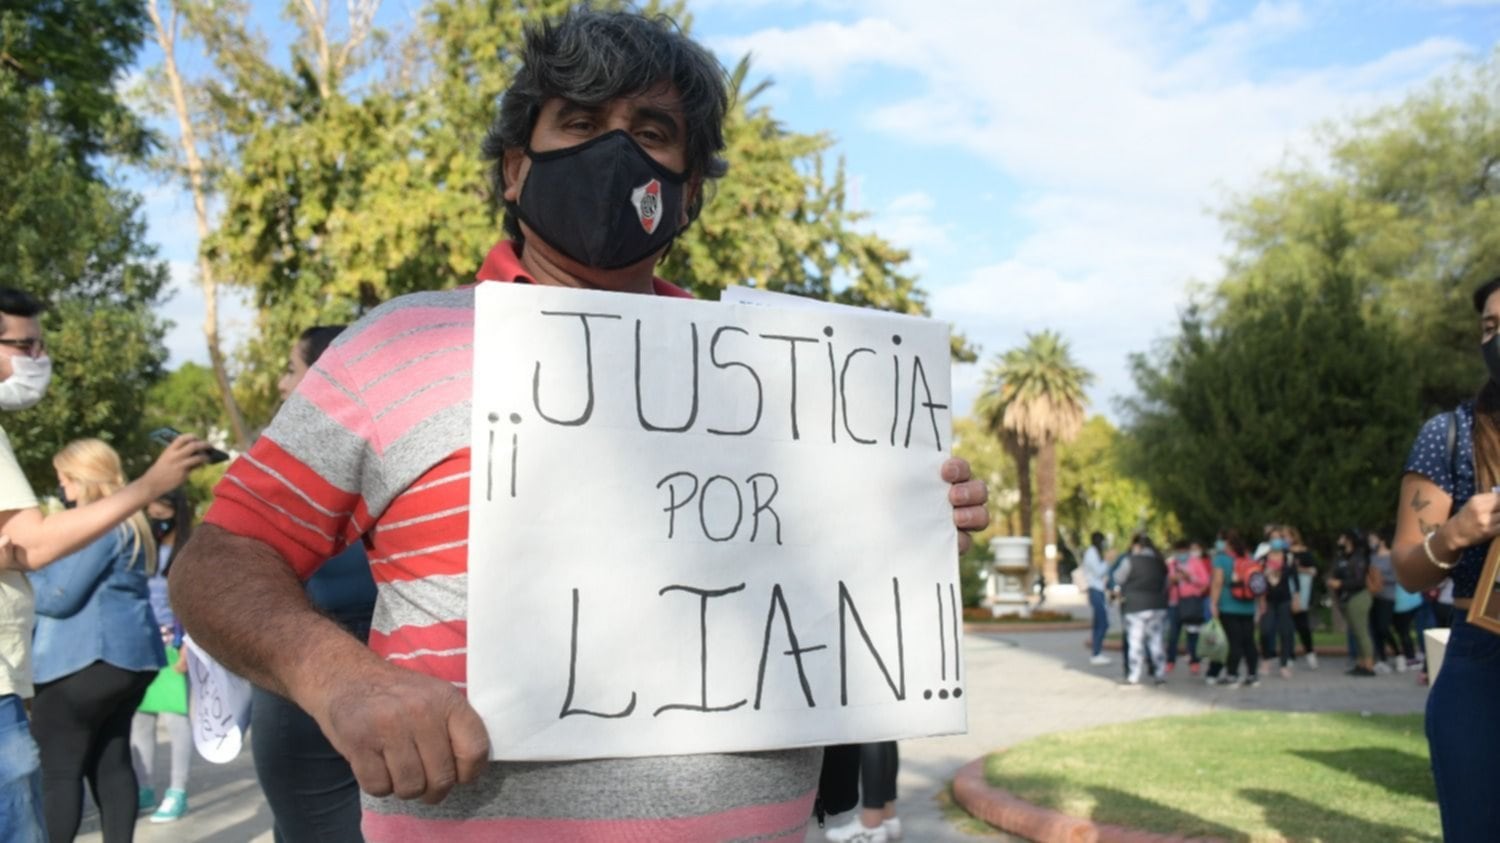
[1012,445,1034,571]
[148,0,251,451]
[1038,438,1059,585]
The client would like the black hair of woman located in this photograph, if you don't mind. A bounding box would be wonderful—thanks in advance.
[154,487,194,575]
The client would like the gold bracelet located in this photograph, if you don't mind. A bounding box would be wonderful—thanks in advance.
[1423,531,1459,571]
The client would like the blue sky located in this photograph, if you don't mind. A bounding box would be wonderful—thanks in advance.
[138,0,1500,418]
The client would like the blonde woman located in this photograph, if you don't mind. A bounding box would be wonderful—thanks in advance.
[28,439,165,842]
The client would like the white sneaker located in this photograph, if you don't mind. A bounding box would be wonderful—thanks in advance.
[1305,652,1319,670]
[826,816,889,843]
[1373,661,1393,675]
[1089,654,1111,666]
[883,817,903,840]
[1395,655,1408,673]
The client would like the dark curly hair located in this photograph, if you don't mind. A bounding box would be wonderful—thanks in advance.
[481,8,730,244]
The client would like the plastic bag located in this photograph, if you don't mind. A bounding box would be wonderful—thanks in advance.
[1199,617,1229,664]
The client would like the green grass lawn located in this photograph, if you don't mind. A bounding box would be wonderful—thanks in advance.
[984,712,1437,842]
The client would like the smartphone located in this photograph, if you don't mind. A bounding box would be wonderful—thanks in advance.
[149,427,231,464]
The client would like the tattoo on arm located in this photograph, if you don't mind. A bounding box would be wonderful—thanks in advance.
[1412,489,1431,513]
[1419,518,1439,535]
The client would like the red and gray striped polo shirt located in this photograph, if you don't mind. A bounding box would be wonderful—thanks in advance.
[205,241,819,842]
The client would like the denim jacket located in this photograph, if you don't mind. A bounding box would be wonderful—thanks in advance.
[28,527,165,684]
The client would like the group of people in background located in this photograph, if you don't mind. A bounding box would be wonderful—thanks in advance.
[1082,522,1450,687]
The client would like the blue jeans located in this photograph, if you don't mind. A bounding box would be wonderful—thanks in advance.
[251,612,369,843]
[0,695,46,843]
[1428,613,1500,841]
[1089,588,1109,656]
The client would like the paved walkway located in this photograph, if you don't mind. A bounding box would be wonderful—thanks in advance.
[79,594,1430,842]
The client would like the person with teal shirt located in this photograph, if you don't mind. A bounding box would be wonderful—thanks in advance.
[1205,529,1260,687]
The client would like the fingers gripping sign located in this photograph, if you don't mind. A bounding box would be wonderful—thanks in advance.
[943,457,989,553]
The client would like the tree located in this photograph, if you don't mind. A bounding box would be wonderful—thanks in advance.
[975,330,1093,583]
[1,5,171,487]
[1123,213,1420,544]
[953,415,1020,607]
[1218,49,1500,413]
[192,0,962,424]
[1121,53,1500,548]
[1056,416,1180,556]
[0,0,154,169]
[145,362,230,439]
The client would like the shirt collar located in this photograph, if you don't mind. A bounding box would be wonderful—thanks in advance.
[475,240,694,299]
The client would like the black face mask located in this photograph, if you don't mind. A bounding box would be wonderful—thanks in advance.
[515,129,688,270]
[150,518,174,542]
[55,486,74,510]
[1484,334,1500,386]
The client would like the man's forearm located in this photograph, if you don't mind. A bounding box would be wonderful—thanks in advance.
[171,523,382,704]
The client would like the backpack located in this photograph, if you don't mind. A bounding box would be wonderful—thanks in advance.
[1230,555,1268,601]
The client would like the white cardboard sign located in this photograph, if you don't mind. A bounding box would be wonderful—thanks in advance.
[467,283,964,760]
[184,635,254,764]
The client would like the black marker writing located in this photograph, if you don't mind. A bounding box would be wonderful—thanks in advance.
[654,584,748,716]
[699,475,743,542]
[949,582,961,681]
[746,473,782,545]
[904,355,948,451]
[754,583,826,709]
[840,348,877,445]
[936,583,947,682]
[636,319,700,433]
[759,333,819,440]
[559,588,637,719]
[707,326,763,436]
[839,578,906,705]
[534,311,621,427]
[657,471,785,544]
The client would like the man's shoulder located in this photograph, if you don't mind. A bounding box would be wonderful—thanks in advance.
[333,289,478,353]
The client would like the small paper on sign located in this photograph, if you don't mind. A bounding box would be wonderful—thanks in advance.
[184,635,254,764]
[466,283,965,760]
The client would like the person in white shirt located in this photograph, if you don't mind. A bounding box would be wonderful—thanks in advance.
[0,287,208,842]
[1083,531,1112,665]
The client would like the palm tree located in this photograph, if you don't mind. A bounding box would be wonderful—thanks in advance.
[975,331,1093,584]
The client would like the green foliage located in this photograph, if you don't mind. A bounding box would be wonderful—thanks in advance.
[958,538,992,609]
[177,0,960,425]
[145,362,230,437]
[1056,417,1180,548]
[0,0,154,168]
[952,415,1018,536]
[975,330,1093,449]
[1218,50,1500,411]
[1117,54,1500,545]
[0,76,170,488]
[1124,257,1420,544]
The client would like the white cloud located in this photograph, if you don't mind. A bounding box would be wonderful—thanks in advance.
[867,191,952,266]
[1183,0,1215,23]
[710,18,909,93]
[720,0,1476,415]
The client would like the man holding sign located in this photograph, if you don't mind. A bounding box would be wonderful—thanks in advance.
[171,9,988,842]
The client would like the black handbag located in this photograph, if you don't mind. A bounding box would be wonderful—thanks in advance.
[1178,596,1208,624]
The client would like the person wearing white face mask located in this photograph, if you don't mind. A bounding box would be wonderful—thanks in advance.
[0,287,212,842]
